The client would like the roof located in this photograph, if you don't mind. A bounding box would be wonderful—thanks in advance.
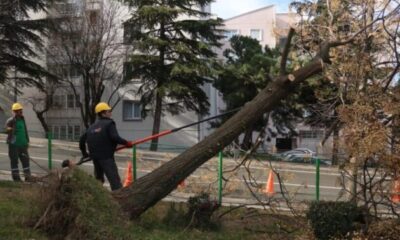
[224,5,275,21]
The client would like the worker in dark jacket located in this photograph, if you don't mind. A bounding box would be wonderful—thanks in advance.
[79,102,130,190]
[5,103,31,182]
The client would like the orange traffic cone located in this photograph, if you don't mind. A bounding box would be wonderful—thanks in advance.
[263,170,275,196]
[391,178,400,203]
[123,162,133,187]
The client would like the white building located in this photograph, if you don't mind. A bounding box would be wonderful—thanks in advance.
[218,5,333,155]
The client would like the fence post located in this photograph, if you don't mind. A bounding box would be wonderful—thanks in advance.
[218,151,223,205]
[132,145,137,180]
[316,158,320,201]
[47,132,52,170]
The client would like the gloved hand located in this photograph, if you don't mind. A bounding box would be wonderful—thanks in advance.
[125,141,133,148]
[61,159,71,168]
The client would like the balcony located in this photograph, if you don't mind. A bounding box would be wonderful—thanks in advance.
[86,0,103,11]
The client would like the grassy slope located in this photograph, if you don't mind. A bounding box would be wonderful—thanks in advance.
[0,177,307,240]
[0,181,47,240]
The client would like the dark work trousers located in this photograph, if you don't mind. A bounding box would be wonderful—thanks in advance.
[8,145,31,181]
[92,158,122,191]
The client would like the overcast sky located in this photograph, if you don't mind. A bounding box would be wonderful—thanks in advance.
[211,0,293,19]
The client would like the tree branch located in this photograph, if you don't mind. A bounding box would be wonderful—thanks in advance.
[280,28,295,76]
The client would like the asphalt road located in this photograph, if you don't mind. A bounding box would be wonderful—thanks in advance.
[0,140,347,204]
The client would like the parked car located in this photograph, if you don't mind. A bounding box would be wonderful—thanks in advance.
[280,148,316,160]
[284,155,331,165]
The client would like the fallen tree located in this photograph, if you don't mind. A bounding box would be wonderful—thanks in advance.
[112,2,400,218]
[113,34,349,218]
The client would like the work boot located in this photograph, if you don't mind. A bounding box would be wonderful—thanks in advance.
[25,175,35,182]
[12,175,22,182]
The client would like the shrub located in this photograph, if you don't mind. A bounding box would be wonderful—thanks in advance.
[187,193,220,229]
[366,219,400,240]
[34,169,133,240]
[306,201,364,240]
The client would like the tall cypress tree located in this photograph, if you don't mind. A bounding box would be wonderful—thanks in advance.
[0,0,52,91]
[123,0,223,151]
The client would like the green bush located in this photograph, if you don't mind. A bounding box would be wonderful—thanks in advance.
[306,201,364,240]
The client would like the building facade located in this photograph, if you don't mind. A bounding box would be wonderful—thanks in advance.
[218,5,333,155]
[10,2,332,155]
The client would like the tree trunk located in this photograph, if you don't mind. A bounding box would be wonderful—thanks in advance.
[332,126,339,165]
[150,93,162,151]
[348,156,359,203]
[113,58,325,218]
[35,112,49,135]
[240,128,253,150]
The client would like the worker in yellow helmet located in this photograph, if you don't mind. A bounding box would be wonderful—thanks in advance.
[79,102,131,190]
[4,103,32,182]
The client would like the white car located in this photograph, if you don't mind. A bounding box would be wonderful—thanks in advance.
[281,148,316,160]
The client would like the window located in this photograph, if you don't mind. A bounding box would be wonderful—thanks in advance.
[68,125,74,140]
[51,125,81,141]
[67,94,75,108]
[299,130,324,139]
[123,62,134,81]
[250,29,262,41]
[60,126,67,140]
[278,37,287,49]
[89,11,98,25]
[123,101,141,120]
[74,125,81,141]
[224,29,239,39]
[75,94,81,107]
[60,65,79,79]
[66,94,80,108]
[53,95,65,109]
[123,21,141,44]
[54,2,76,16]
[52,126,60,139]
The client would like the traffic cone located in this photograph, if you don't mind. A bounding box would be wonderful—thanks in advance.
[263,170,275,196]
[391,178,400,203]
[123,162,133,187]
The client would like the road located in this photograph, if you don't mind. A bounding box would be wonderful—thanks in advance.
[1,138,398,217]
[0,139,347,204]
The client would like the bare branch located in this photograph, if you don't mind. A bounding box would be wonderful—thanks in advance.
[280,28,295,76]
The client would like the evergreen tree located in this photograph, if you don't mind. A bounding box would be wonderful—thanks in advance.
[123,0,223,151]
[0,0,52,91]
[215,35,315,150]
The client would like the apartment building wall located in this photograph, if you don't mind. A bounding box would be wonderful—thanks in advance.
[223,5,277,47]
[24,0,213,149]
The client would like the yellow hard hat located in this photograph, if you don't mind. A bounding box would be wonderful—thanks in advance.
[95,102,111,113]
[12,103,23,111]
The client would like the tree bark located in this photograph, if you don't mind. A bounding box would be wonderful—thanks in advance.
[332,125,339,165]
[150,93,162,151]
[113,57,325,218]
[240,128,253,150]
[36,112,49,135]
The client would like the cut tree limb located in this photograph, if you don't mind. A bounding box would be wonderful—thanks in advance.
[112,23,370,217]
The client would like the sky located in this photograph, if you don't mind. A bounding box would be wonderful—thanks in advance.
[211,0,293,19]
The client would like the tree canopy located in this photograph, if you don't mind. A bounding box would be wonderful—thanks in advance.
[0,0,52,91]
[123,0,224,150]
